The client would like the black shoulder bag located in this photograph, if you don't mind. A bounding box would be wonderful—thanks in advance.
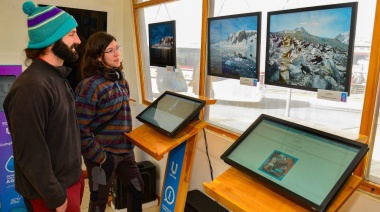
[91,106,122,136]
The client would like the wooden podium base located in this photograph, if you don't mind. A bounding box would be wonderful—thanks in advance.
[203,167,362,212]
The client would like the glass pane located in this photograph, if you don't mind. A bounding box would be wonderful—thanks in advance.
[207,0,378,182]
[137,0,202,101]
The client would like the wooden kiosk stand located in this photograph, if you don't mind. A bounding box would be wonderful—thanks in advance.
[125,95,216,211]
[203,133,368,212]
[203,168,362,212]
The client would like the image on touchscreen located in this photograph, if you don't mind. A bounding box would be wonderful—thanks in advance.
[259,150,298,181]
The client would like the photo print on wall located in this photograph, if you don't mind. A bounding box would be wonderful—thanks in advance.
[148,20,176,68]
[207,12,261,80]
[265,2,358,94]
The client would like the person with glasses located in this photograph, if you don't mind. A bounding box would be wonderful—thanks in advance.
[3,1,83,211]
[75,31,144,212]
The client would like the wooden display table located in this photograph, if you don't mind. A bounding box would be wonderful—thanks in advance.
[203,126,368,212]
[126,120,207,160]
[203,167,362,212]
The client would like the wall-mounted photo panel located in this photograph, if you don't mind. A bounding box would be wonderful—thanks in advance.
[265,3,357,94]
[208,12,261,80]
[148,20,176,68]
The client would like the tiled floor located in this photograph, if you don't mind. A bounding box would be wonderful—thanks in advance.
[80,179,159,212]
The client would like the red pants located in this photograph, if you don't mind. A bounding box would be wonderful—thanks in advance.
[28,174,84,212]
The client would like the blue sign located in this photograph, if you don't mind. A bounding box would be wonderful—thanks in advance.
[160,141,187,212]
[341,92,347,102]
[0,65,27,211]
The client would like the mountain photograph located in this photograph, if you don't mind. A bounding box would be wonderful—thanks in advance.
[208,12,261,79]
[265,4,356,93]
[149,21,176,67]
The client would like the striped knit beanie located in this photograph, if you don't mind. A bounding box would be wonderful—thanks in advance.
[22,1,78,49]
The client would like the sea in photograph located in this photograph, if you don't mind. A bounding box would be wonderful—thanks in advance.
[150,47,174,67]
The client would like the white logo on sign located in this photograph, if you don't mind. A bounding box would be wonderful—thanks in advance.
[169,161,178,180]
[164,186,175,205]
[5,156,14,173]
[11,195,22,204]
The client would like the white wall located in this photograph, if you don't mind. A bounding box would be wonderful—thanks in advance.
[122,0,141,102]
[2,0,380,211]
[0,0,28,66]
[0,0,124,66]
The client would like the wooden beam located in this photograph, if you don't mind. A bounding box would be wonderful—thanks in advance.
[355,0,380,176]
[133,0,178,9]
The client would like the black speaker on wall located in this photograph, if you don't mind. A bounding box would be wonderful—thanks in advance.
[112,161,157,210]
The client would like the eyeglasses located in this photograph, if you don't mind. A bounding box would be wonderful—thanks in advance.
[103,45,122,54]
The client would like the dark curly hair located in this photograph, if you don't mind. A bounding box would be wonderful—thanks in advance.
[24,48,47,66]
[80,31,123,79]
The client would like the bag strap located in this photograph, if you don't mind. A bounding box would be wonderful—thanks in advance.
[91,106,122,136]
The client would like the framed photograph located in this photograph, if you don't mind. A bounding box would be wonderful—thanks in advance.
[265,3,358,94]
[148,20,176,68]
[208,12,261,80]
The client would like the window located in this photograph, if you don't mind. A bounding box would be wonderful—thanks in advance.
[207,0,374,134]
[206,0,379,186]
[135,0,203,102]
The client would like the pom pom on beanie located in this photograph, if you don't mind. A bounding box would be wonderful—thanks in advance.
[22,1,36,15]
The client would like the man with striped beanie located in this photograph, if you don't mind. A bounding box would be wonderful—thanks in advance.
[3,1,83,211]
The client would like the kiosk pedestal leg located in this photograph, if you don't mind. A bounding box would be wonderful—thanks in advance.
[160,134,198,212]
[124,120,209,212]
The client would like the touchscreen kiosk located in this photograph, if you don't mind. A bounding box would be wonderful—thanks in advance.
[221,114,368,212]
[136,91,206,137]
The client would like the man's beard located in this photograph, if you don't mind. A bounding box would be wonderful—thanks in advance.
[52,39,79,63]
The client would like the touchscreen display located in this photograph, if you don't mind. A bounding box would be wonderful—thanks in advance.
[136,91,206,137]
[221,114,368,211]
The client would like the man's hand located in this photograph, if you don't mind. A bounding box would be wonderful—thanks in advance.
[56,198,68,212]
